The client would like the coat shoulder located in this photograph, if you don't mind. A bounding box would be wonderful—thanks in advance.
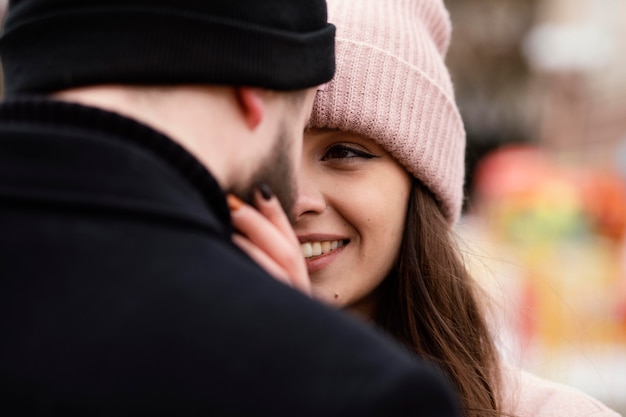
[501,363,621,417]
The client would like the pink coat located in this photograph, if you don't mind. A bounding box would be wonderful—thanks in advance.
[501,364,622,416]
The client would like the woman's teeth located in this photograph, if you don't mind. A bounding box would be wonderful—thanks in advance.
[301,240,345,258]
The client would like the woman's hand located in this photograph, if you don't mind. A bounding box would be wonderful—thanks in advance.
[228,187,311,296]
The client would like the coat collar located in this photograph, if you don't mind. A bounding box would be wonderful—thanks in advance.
[0,96,232,236]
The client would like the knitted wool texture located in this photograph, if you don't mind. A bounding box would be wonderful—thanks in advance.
[309,0,466,224]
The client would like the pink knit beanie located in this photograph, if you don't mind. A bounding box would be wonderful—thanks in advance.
[309,0,466,224]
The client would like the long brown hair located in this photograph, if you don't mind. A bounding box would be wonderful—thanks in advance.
[373,180,502,417]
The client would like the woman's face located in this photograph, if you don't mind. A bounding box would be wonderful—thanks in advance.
[292,129,412,317]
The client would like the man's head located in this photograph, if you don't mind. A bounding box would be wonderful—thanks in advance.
[0,0,335,95]
[0,0,336,214]
[229,89,317,217]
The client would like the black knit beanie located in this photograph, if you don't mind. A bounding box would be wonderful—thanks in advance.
[0,0,335,96]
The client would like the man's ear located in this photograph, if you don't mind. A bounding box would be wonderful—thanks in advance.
[235,87,266,130]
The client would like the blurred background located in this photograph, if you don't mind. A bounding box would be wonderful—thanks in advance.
[444,0,626,413]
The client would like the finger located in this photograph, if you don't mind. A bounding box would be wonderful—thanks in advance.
[253,184,300,246]
[229,197,304,276]
[233,234,310,295]
[228,195,310,294]
[232,234,291,286]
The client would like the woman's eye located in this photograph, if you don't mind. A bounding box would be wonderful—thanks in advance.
[321,145,376,161]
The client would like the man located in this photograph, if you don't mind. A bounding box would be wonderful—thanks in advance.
[0,1,461,416]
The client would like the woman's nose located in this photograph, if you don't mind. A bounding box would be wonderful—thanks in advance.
[291,166,326,221]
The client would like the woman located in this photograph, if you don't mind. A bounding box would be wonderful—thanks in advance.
[229,0,622,416]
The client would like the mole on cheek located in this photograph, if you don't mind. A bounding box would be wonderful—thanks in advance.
[334,293,339,299]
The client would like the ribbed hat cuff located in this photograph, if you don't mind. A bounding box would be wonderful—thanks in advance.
[0,8,336,95]
[310,38,465,224]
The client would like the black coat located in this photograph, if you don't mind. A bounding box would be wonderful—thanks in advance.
[0,98,460,417]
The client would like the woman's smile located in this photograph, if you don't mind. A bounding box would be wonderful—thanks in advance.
[297,234,350,273]
[300,239,348,259]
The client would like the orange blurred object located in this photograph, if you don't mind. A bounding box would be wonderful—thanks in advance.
[575,171,626,242]
[473,145,553,201]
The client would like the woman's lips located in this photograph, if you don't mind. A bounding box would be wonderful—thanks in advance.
[298,236,349,273]
[300,239,346,258]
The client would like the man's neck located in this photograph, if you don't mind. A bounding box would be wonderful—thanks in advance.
[52,85,243,192]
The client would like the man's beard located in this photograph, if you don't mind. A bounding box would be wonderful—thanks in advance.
[236,125,296,222]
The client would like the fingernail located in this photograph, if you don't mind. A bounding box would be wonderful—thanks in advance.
[227,194,244,211]
[258,183,273,201]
